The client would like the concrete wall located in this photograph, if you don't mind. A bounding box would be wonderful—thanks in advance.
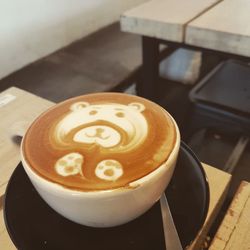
[0,0,147,79]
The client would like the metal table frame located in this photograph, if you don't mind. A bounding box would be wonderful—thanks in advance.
[138,36,250,101]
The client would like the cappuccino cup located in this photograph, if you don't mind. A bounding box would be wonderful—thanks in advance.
[21,93,180,227]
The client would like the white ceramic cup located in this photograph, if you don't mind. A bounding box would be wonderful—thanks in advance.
[21,116,180,228]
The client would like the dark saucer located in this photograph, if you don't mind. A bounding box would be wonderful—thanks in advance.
[4,142,209,250]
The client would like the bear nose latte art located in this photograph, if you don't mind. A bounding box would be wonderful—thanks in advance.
[22,93,177,191]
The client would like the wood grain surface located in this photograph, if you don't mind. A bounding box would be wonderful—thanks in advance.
[121,0,221,42]
[0,87,54,198]
[186,0,250,57]
[209,181,250,250]
[189,164,231,249]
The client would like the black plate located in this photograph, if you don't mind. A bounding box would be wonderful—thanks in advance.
[4,142,209,250]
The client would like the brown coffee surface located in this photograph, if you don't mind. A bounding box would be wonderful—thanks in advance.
[23,93,177,191]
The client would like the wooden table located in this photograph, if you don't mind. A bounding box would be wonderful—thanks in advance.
[186,0,250,57]
[120,0,250,101]
[209,181,250,250]
[0,87,53,198]
[121,0,221,43]
[0,87,232,249]
[121,0,222,101]
[0,87,54,249]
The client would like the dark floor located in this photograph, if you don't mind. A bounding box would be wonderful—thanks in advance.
[1,22,250,246]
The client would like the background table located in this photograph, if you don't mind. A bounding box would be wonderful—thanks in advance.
[121,0,250,101]
[121,0,220,43]
[120,0,222,100]
[186,0,250,57]
[0,87,232,249]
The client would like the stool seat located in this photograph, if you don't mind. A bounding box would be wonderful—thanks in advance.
[185,60,250,141]
[185,60,250,173]
[190,60,250,116]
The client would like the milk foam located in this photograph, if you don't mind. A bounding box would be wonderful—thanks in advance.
[53,102,148,181]
[23,93,177,191]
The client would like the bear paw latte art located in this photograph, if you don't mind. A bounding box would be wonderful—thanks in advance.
[22,93,177,191]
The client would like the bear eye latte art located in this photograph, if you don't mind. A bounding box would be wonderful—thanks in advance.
[22,93,177,191]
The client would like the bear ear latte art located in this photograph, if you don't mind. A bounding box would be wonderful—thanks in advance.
[22,93,177,191]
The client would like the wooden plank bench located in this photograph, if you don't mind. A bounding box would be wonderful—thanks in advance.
[209,181,250,250]
[189,164,231,249]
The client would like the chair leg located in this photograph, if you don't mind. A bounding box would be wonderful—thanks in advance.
[137,36,160,101]
[223,136,249,173]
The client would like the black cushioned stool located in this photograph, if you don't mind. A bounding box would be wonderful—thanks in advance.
[185,60,250,173]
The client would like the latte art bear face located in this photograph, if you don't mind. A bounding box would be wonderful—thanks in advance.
[55,102,147,150]
[23,93,176,191]
[53,102,148,181]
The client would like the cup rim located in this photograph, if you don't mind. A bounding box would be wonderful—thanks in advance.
[21,111,180,197]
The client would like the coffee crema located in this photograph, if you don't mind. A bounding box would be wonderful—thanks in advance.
[22,93,177,191]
